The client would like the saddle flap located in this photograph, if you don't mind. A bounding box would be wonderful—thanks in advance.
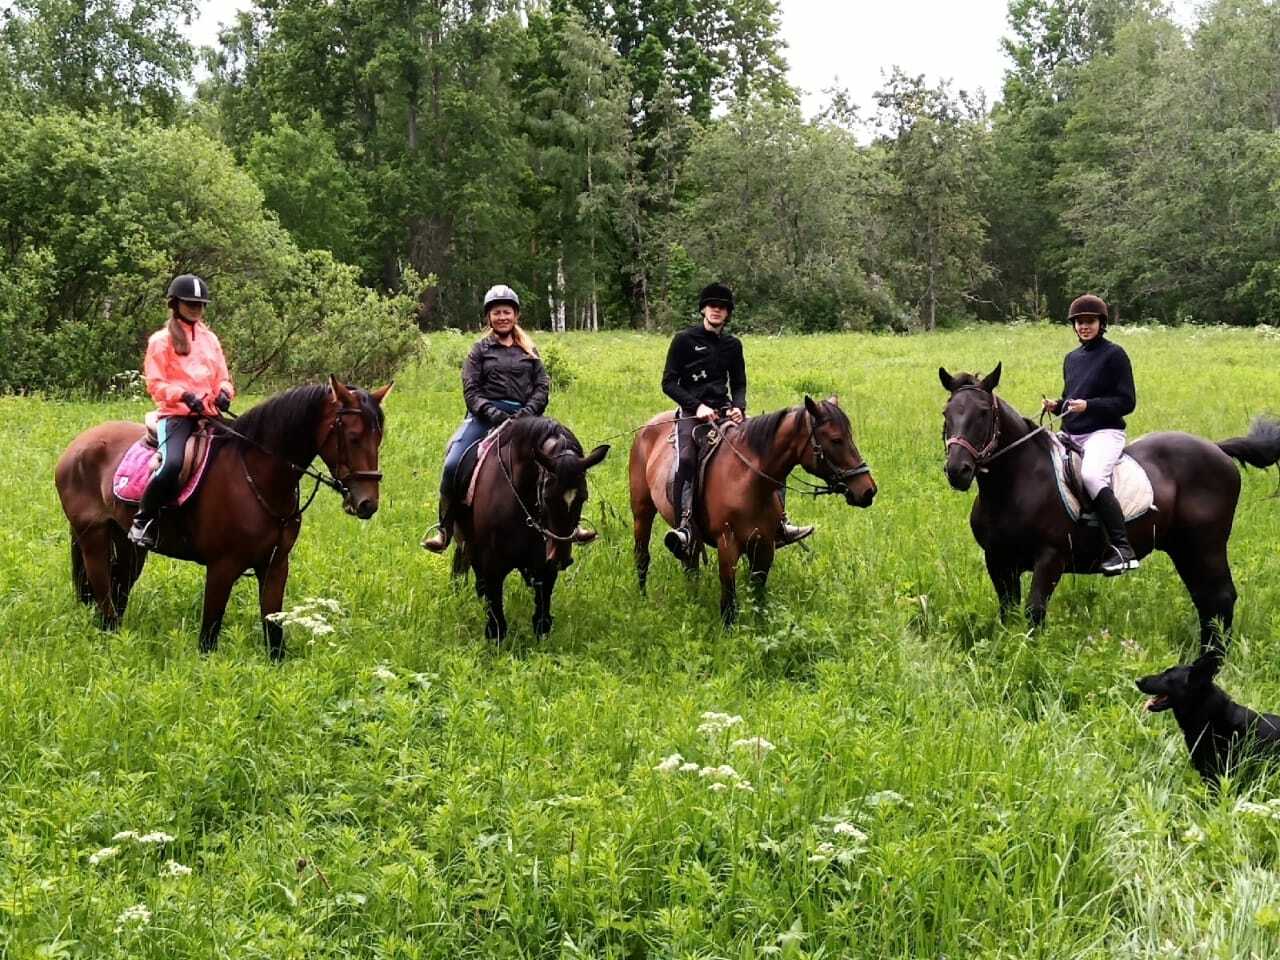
[1049,434,1154,523]
[112,423,212,506]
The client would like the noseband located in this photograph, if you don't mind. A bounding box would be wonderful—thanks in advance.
[807,412,871,491]
[328,407,384,489]
[944,386,1001,464]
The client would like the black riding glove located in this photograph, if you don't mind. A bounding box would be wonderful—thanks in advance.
[483,404,510,425]
[181,391,205,416]
[215,388,232,412]
[513,405,534,419]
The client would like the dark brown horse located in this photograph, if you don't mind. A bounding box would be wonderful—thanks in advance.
[452,416,608,640]
[940,363,1280,655]
[629,396,878,624]
[55,377,390,659]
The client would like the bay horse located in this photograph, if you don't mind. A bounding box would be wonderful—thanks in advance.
[629,396,877,625]
[54,376,390,659]
[452,416,608,640]
[940,363,1280,656]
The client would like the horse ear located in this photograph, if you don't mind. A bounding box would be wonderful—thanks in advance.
[329,374,354,406]
[581,444,610,470]
[979,362,1002,393]
[939,367,956,392]
[804,395,822,420]
[826,394,840,407]
[370,382,393,405]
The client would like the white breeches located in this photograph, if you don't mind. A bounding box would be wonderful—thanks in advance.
[1067,429,1126,499]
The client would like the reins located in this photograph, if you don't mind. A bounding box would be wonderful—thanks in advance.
[713,409,871,497]
[494,429,587,543]
[944,386,1061,470]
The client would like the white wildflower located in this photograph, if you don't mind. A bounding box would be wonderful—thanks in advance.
[89,846,120,865]
[111,831,139,842]
[654,753,684,774]
[302,597,342,613]
[863,790,907,807]
[697,764,741,780]
[808,841,836,863]
[1236,799,1280,820]
[115,903,152,930]
[736,780,754,792]
[697,712,744,736]
[679,762,700,773]
[371,665,397,682]
[1182,824,1206,844]
[731,736,776,756]
[162,860,192,877]
[138,831,175,845]
[832,822,869,842]
[708,781,729,792]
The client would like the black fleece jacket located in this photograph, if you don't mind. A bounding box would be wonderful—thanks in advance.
[1057,336,1136,433]
[661,324,746,413]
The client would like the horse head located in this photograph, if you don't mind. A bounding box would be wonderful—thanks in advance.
[533,426,609,567]
[318,375,392,519]
[802,395,877,507]
[939,363,1002,491]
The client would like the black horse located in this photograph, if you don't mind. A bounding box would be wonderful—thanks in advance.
[453,416,608,640]
[940,363,1280,655]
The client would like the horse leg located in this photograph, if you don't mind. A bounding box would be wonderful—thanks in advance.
[199,561,240,654]
[632,498,656,594]
[746,535,775,618]
[479,572,508,641]
[985,552,1021,622]
[717,537,742,627]
[108,526,147,620]
[1167,542,1236,660]
[70,530,95,606]
[76,524,120,629]
[256,551,291,662]
[531,566,559,638]
[1026,551,1066,629]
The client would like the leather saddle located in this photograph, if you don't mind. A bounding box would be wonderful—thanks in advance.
[112,415,212,505]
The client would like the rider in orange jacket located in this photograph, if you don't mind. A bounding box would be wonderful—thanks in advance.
[128,274,234,548]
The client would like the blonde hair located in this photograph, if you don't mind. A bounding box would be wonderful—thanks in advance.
[166,301,192,356]
[487,309,538,357]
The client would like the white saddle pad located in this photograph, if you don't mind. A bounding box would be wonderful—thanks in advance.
[1050,434,1154,523]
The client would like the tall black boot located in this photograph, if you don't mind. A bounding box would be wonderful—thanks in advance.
[1093,487,1139,576]
[664,480,695,561]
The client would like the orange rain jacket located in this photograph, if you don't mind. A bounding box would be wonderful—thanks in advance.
[144,321,235,417]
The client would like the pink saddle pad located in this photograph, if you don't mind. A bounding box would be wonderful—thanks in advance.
[112,437,211,506]
[464,422,509,506]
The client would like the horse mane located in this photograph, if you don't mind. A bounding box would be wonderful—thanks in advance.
[231,383,385,463]
[503,416,585,485]
[743,400,850,456]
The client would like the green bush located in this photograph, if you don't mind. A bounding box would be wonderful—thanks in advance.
[0,110,422,394]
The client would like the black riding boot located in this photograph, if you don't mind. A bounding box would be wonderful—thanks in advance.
[421,494,454,553]
[1093,487,1139,575]
[664,480,695,561]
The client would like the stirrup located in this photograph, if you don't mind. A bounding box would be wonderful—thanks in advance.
[1101,547,1139,576]
[420,521,451,553]
[128,517,157,549]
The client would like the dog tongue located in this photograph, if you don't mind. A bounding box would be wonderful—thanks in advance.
[1145,695,1167,711]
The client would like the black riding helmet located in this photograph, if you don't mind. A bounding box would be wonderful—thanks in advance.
[166,274,212,304]
[698,282,734,314]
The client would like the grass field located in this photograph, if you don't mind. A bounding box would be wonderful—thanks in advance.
[3,324,1280,958]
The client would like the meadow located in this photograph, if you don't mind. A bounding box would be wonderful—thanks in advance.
[4,324,1280,959]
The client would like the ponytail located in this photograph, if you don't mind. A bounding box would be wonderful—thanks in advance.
[166,300,192,356]
[511,323,538,358]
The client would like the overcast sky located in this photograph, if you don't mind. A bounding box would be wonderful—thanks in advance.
[185,1,1195,117]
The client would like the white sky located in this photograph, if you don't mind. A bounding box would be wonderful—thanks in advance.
[186,0,1198,117]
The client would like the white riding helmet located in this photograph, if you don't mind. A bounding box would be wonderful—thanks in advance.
[483,284,520,313]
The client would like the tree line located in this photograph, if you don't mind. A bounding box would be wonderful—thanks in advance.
[2,0,1279,392]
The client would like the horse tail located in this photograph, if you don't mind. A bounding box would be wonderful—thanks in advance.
[1218,415,1280,469]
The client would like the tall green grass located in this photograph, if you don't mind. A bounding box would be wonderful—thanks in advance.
[2,324,1280,958]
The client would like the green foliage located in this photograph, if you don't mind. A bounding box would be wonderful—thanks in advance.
[534,337,579,391]
[0,110,420,393]
[4,328,1280,956]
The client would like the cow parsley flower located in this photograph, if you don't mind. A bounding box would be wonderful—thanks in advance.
[89,846,120,865]
[163,860,193,877]
[138,831,175,845]
[371,665,397,682]
[111,831,139,842]
[115,903,151,930]
[731,736,775,756]
[654,753,684,774]
[832,822,868,843]
[697,712,744,736]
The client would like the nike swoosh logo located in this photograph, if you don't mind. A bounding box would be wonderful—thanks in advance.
[693,345,708,351]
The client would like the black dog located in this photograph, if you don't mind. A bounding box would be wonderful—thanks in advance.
[1136,655,1280,784]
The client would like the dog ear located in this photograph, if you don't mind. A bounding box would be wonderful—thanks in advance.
[1190,651,1222,685]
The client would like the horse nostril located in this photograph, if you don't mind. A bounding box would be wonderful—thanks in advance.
[357,499,377,519]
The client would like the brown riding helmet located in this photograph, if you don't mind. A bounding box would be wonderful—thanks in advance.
[1067,293,1109,323]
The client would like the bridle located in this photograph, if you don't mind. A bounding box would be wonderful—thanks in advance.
[718,408,871,497]
[210,405,382,525]
[944,385,1001,464]
[944,386,1048,468]
[497,432,592,544]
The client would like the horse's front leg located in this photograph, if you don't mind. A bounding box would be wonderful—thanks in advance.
[200,559,242,654]
[746,534,775,618]
[985,552,1021,622]
[256,545,293,662]
[717,533,742,627]
[478,570,509,641]
[531,565,560,638]
[1026,551,1067,629]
